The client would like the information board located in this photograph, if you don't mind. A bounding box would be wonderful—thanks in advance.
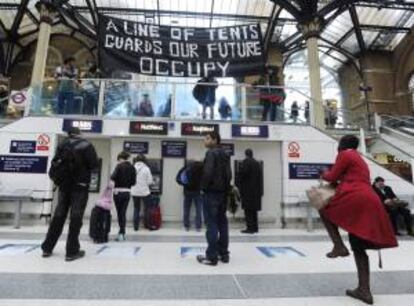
[288,163,333,180]
[0,155,48,174]
[9,141,36,154]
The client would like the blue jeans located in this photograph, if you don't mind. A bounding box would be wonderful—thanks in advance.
[183,192,202,229]
[133,196,151,230]
[57,91,74,114]
[203,192,229,260]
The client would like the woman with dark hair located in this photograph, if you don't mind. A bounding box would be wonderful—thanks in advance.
[131,154,153,231]
[320,135,397,305]
[111,151,136,241]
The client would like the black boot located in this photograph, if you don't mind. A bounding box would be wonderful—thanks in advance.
[320,213,350,258]
[346,250,373,305]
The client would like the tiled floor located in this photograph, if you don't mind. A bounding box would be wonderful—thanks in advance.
[0,225,413,305]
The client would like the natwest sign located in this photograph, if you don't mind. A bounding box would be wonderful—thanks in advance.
[129,121,168,135]
[181,123,219,136]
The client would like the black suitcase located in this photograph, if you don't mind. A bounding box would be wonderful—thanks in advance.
[89,206,111,243]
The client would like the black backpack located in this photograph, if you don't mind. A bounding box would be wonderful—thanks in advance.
[49,139,82,187]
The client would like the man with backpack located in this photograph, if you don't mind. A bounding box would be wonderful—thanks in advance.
[197,131,232,266]
[42,127,98,261]
[176,161,203,232]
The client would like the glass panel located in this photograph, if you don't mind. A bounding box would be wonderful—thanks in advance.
[103,80,173,118]
[174,78,241,121]
[30,78,101,116]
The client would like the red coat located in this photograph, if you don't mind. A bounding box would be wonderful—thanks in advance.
[321,149,397,249]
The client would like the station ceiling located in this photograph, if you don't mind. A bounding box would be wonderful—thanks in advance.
[1,0,413,73]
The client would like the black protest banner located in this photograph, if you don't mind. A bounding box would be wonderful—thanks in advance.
[98,14,265,78]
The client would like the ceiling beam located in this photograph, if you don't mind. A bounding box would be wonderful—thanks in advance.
[360,24,411,33]
[25,7,40,25]
[270,0,302,20]
[209,0,215,28]
[85,0,98,30]
[10,0,30,39]
[264,4,282,55]
[71,5,296,23]
[356,1,414,11]
[349,5,366,52]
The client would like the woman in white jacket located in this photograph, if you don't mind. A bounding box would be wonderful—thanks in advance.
[131,154,154,231]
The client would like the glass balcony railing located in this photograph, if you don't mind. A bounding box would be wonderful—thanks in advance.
[29,78,316,126]
[28,78,375,130]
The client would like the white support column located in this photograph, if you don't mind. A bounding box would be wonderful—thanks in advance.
[26,3,54,116]
[301,20,324,129]
[241,85,247,123]
[29,4,53,87]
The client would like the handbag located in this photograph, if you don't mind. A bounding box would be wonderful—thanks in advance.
[306,182,336,210]
[390,199,409,209]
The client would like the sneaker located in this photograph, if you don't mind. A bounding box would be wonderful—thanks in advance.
[219,254,230,263]
[196,255,218,266]
[241,229,255,234]
[42,250,52,258]
[185,227,190,232]
[65,250,85,262]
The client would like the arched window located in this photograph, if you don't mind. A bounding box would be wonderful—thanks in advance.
[409,74,414,112]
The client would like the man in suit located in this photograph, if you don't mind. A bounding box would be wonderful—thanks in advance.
[237,149,263,234]
[373,176,413,236]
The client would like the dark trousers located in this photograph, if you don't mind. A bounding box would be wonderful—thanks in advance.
[244,209,259,232]
[83,91,98,115]
[388,207,413,233]
[41,187,89,256]
[57,91,74,114]
[183,192,202,229]
[262,102,277,121]
[113,192,130,235]
[203,192,229,260]
[133,195,151,230]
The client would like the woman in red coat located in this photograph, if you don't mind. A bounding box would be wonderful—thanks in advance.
[320,135,397,305]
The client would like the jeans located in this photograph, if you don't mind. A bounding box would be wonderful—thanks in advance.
[57,91,74,114]
[41,187,89,256]
[203,192,229,260]
[183,192,202,229]
[262,102,278,121]
[133,196,151,230]
[113,192,130,235]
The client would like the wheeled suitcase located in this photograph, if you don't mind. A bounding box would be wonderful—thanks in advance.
[89,206,111,243]
[144,196,162,231]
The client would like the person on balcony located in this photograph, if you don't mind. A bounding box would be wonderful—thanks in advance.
[193,74,218,120]
[135,93,154,117]
[0,77,9,117]
[255,68,284,122]
[218,97,232,120]
[80,61,101,115]
[55,57,78,115]
[290,101,299,123]
[372,177,413,236]
[304,100,310,123]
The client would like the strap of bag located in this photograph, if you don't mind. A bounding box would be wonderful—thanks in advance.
[378,250,383,269]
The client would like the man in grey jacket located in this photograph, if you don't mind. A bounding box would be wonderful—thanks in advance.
[197,131,232,265]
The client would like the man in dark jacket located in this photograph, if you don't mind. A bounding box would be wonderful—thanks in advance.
[176,161,203,232]
[197,131,232,265]
[373,177,413,236]
[42,127,99,261]
[193,75,218,120]
[237,149,263,234]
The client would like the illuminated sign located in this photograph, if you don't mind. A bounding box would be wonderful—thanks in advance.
[181,123,219,136]
[62,119,103,133]
[232,124,268,138]
[129,121,168,135]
